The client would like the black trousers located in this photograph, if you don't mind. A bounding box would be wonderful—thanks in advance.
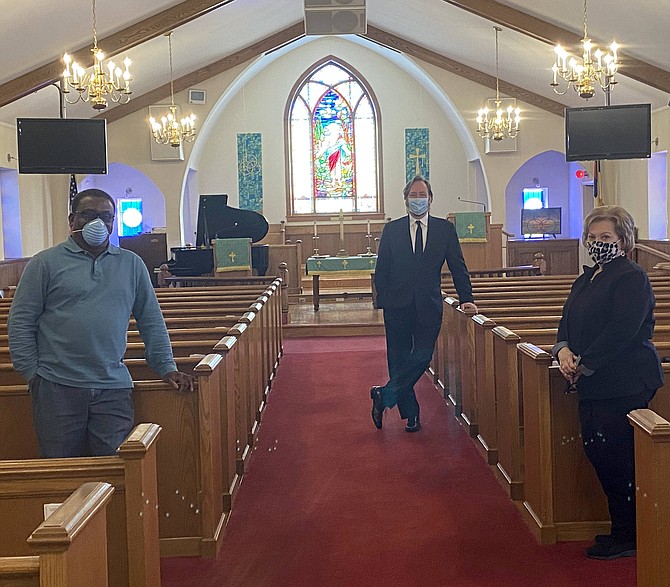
[578,389,655,542]
[379,303,441,420]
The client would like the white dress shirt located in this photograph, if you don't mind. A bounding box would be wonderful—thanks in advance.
[409,214,428,253]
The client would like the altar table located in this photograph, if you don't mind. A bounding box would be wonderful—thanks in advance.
[305,255,377,311]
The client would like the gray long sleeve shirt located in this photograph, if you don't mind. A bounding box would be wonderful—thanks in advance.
[8,237,177,388]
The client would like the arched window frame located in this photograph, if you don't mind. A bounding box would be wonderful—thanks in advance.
[284,56,384,220]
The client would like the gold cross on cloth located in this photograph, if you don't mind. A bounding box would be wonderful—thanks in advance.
[467,223,475,235]
[408,147,426,176]
[228,251,236,262]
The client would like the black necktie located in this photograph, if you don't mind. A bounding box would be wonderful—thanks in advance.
[415,220,423,260]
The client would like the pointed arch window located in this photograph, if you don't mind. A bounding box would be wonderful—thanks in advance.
[288,59,380,216]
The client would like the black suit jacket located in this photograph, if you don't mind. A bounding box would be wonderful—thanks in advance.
[374,215,473,323]
[556,256,663,400]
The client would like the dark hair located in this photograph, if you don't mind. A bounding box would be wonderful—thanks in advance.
[71,188,116,213]
[403,175,433,199]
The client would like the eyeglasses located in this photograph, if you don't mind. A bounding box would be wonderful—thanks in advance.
[74,209,115,223]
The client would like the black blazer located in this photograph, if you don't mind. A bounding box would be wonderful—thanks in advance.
[374,215,473,323]
[556,256,663,400]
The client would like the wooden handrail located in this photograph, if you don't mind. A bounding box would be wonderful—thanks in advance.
[635,242,670,262]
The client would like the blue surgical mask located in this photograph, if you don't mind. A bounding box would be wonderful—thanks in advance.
[408,197,429,216]
[80,218,110,247]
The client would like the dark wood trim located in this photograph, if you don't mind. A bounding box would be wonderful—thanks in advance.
[99,22,305,123]
[0,0,237,108]
[364,26,566,117]
[442,0,670,94]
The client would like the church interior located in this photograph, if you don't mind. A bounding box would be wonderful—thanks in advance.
[0,1,669,585]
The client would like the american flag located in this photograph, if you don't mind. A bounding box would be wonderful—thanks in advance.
[68,174,78,210]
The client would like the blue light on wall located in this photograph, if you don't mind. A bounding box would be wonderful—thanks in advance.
[118,198,143,237]
[522,188,547,209]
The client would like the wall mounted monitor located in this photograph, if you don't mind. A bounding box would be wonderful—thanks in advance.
[17,118,108,174]
[565,103,651,162]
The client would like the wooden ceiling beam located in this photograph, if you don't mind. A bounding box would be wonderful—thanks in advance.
[442,0,670,94]
[364,26,567,117]
[99,23,305,123]
[0,0,236,109]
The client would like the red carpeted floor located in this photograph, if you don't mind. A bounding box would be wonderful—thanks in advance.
[161,336,636,587]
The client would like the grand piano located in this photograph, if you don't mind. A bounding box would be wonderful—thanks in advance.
[165,194,270,277]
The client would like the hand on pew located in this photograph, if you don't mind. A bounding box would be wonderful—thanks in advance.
[460,301,478,312]
[163,370,196,393]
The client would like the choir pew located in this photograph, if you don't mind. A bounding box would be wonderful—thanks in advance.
[0,482,113,587]
[0,423,161,586]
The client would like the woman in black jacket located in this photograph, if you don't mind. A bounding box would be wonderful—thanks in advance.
[552,205,663,561]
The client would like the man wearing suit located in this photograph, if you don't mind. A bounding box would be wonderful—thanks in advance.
[371,175,477,431]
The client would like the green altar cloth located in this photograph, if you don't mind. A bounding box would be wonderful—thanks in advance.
[306,255,377,275]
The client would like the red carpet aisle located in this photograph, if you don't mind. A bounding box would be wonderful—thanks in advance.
[161,336,636,587]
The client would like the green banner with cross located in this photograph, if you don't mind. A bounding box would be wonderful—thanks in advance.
[453,212,487,242]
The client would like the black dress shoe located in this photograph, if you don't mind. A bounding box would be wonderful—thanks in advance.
[370,386,384,429]
[585,540,636,560]
[405,416,421,432]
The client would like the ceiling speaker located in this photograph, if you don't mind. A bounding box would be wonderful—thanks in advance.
[304,8,366,35]
[304,0,365,7]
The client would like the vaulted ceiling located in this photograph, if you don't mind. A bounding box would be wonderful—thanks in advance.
[0,0,668,126]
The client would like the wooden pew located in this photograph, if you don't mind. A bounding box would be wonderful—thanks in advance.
[0,482,113,587]
[518,345,670,544]
[125,355,232,558]
[628,409,670,587]
[0,423,161,587]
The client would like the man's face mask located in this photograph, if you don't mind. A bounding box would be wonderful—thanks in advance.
[76,218,110,247]
[407,197,430,216]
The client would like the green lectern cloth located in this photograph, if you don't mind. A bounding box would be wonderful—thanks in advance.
[214,238,252,272]
[453,212,487,242]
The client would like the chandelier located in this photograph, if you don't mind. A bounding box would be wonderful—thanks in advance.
[476,26,521,142]
[550,0,618,99]
[149,32,196,148]
[62,0,133,110]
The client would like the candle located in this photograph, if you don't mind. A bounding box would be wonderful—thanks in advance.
[313,221,317,236]
[367,219,371,235]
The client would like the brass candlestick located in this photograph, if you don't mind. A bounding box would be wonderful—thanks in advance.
[360,232,375,256]
[311,235,328,258]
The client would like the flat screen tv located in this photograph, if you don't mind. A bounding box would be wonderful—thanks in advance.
[17,118,108,174]
[565,103,651,162]
[521,207,562,236]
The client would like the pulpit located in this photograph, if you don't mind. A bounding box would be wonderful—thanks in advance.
[446,212,502,270]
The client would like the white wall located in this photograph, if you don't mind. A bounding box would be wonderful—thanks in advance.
[8,39,670,257]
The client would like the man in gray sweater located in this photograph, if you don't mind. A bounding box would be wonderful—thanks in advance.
[8,188,193,457]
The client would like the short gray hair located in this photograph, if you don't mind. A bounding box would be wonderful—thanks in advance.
[403,175,433,199]
[582,205,636,253]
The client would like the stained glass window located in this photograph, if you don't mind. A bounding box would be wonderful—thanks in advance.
[289,60,379,215]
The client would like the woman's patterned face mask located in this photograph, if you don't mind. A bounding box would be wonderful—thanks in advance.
[587,239,622,265]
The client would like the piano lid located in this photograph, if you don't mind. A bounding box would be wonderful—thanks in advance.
[195,194,269,245]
